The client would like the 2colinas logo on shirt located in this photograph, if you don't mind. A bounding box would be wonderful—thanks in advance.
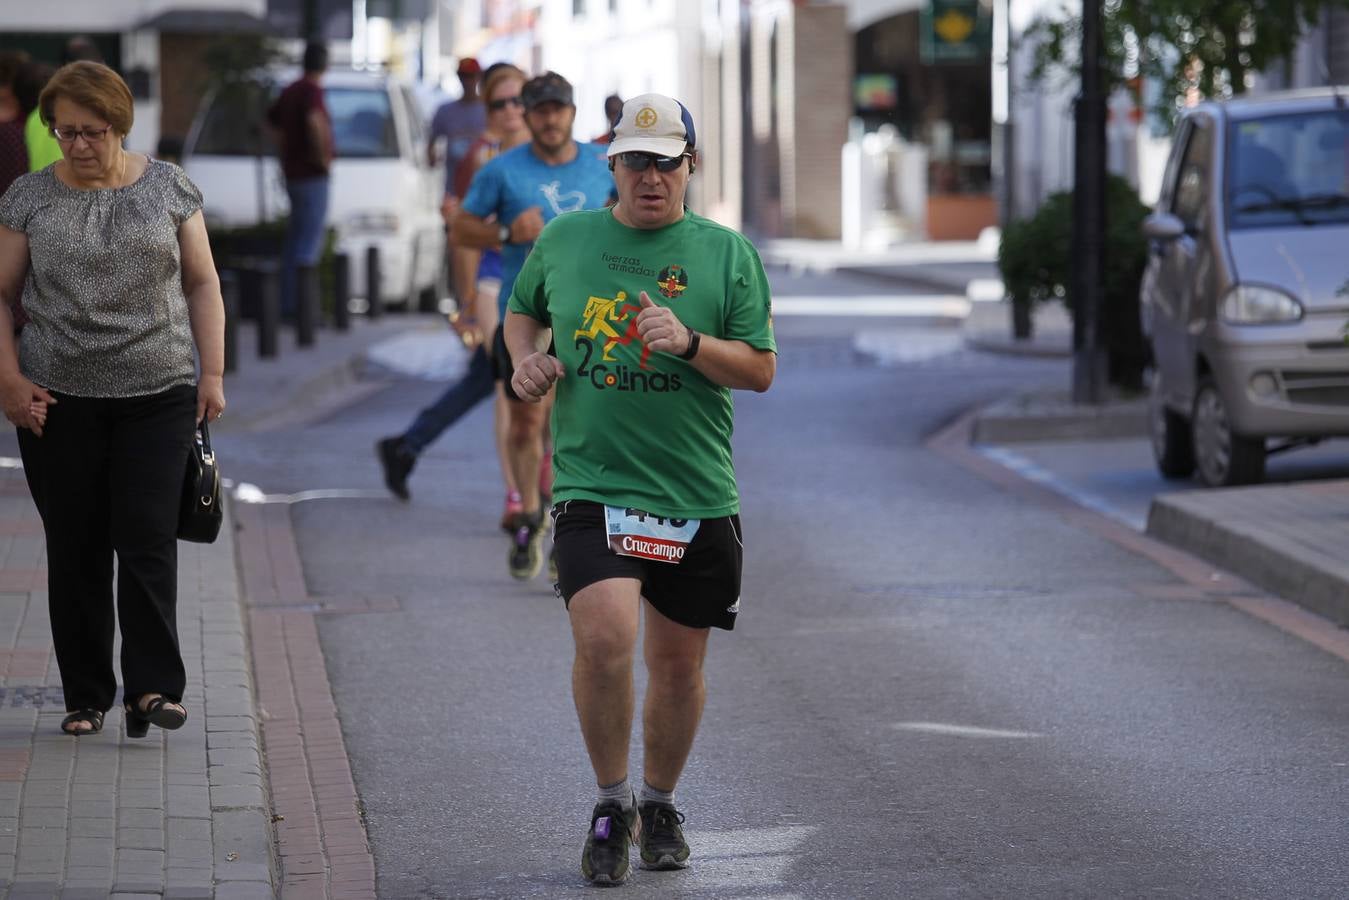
[571,290,683,394]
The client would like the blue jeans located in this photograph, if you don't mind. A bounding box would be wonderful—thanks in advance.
[402,343,496,454]
[281,176,330,317]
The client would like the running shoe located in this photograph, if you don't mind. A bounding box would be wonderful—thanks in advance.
[581,799,640,885]
[375,437,415,501]
[508,511,546,580]
[500,491,524,534]
[638,802,690,870]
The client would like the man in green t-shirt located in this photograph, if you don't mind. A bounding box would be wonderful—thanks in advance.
[505,93,776,885]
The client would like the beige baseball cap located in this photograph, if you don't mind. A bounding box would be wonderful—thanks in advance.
[606,93,697,159]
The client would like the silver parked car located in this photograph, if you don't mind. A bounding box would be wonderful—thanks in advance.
[1141,88,1349,487]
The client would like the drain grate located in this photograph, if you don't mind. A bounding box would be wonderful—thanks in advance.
[0,686,65,708]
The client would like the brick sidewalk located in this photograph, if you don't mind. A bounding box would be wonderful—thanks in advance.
[0,465,271,898]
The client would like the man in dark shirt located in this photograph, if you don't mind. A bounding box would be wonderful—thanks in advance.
[267,42,334,317]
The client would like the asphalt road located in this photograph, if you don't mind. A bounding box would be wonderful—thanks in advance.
[221,270,1349,899]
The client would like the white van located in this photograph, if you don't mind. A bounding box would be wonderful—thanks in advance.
[182,68,445,308]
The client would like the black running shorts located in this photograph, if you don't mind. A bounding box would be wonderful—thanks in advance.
[551,500,743,631]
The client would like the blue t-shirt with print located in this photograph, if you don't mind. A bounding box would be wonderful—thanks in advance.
[461,140,613,316]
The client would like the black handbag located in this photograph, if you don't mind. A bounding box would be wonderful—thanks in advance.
[178,420,222,544]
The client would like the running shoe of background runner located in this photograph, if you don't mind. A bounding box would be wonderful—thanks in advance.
[638,801,690,870]
[581,799,640,885]
[508,511,546,580]
[376,437,415,501]
[500,490,524,533]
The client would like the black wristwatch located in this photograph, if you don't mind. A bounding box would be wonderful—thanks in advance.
[677,328,701,360]
[497,223,511,244]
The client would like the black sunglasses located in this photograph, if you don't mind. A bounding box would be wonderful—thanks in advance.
[487,96,524,111]
[615,152,691,173]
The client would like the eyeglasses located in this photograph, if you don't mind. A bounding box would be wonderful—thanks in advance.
[487,96,524,112]
[615,152,691,174]
[51,125,114,144]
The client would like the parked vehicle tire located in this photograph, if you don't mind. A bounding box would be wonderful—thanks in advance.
[1149,381,1195,479]
[1192,376,1266,487]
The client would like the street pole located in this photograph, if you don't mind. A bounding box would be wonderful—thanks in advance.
[303,0,321,41]
[1071,0,1108,403]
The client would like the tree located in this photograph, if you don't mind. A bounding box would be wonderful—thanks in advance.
[1027,0,1349,122]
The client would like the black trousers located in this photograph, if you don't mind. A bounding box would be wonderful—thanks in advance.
[17,385,197,712]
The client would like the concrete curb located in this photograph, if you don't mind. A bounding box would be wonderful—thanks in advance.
[964,333,1071,359]
[971,393,1149,443]
[1147,491,1349,628]
[187,499,277,897]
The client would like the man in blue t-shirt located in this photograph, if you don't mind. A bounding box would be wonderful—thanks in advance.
[452,71,613,581]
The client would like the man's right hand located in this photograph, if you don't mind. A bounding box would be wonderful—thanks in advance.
[511,352,566,403]
[505,206,546,245]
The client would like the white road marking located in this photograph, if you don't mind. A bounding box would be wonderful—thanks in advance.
[966,277,1007,302]
[853,329,964,364]
[0,456,21,469]
[230,481,388,505]
[682,825,817,893]
[365,330,472,380]
[893,722,1043,739]
[976,445,1147,531]
[772,295,971,318]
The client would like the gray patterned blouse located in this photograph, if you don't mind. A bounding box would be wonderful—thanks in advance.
[0,158,203,398]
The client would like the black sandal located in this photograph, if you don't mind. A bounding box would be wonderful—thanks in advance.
[60,709,104,736]
[124,695,187,739]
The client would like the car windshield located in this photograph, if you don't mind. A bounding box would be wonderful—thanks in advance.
[1226,108,1349,229]
[191,82,273,157]
[328,87,398,158]
[190,82,399,159]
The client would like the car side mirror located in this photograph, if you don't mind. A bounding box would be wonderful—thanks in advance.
[1142,212,1186,241]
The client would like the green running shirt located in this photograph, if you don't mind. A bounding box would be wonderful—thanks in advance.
[508,208,776,519]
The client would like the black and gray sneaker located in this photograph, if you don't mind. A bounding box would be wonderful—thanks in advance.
[376,437,415,501]
[581,800,640,885]
[508,511,546,580]
[638,802,690,870]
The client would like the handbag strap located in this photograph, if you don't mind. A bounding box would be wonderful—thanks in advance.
[198,420,214,460]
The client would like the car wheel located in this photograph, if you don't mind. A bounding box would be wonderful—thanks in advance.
[1149,380,1194,479]
[1192,376,1265,487]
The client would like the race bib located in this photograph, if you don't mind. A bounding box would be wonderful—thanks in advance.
[604,506,700,564]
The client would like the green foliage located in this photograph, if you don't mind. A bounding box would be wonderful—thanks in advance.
[1026,0,1349,124]
[998,174,1152,387]
[210,222,339,318]
[202,35,285,90]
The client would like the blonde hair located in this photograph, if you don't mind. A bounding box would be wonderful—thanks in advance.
[482,64,526,106]
[39,61,133,135]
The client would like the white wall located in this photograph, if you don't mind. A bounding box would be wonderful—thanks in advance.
[533,0,700,142]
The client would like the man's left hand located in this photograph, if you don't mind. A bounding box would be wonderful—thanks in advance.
[635,291,693,356]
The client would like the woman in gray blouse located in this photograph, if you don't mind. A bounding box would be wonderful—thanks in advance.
[0,61,226,738]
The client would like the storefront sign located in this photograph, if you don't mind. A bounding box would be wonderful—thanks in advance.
[920,0,992,64]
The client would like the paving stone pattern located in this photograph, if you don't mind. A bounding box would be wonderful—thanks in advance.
[0,467,274,898]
